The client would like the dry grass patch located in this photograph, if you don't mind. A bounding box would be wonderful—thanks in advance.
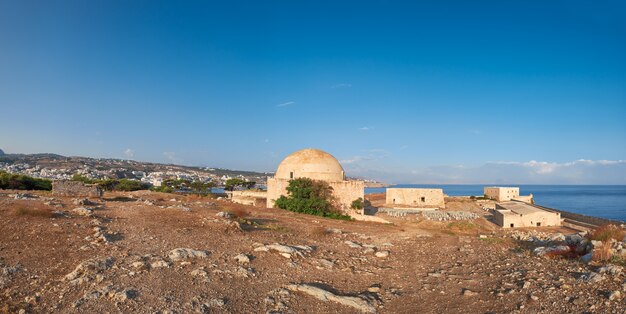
[227,207,250,219]
[263,223,290,233]
[590,224,625,242]
[587,224,625,263]
[10,202,55,218]
[448,221,477,231]
[309,226,330,237]
[592,244,613,262]
[479,237,505,245]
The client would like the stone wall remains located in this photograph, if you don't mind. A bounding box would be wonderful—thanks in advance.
[228,190,267,207]
[52,180,103,198]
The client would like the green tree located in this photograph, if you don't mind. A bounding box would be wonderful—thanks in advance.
[151,178,214,194]
[274,178,351,220]
[224,178,255,191]
[71,174,99,184]
[115,179,150,191]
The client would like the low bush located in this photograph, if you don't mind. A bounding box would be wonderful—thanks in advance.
[609,254,626,266]
[0,171,52,191]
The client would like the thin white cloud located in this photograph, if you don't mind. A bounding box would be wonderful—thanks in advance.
[340,149,390,166]
[163,151,182,164]
[489,159,626,175]
[343,159,626,185]
[124,148,134,158]
[358,126,373,131]
[276,101,295,107]
[331,83,352,89]
[340,156,367,165]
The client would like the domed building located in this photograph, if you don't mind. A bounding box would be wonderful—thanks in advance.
[267,148,364,212]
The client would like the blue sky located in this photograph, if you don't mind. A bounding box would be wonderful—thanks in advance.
[1,0,625,184]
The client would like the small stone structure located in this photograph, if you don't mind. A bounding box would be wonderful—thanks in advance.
[227,190,267,207]
[494,201,561,228]
[52,180,103,198]
[484,186,533,203]
[385,188,445,209]
[266,148,364,212]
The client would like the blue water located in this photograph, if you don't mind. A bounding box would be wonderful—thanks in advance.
[366,185,626,222]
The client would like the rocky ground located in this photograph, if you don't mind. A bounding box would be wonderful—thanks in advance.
[1,190,625,313]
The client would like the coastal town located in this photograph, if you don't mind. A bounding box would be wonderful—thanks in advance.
[0,151,267,189]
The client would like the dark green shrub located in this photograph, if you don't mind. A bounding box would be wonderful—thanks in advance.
[224,178,255,191]
[115,179,150,191]
[350,197,364,210]
[274,178,351,220]
[0,171,52,191]
[150,178,214,194]
[71,174,99,184]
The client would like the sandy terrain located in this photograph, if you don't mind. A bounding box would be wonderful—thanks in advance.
[0,190,624,313]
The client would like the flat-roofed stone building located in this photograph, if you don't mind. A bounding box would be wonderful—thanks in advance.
[494,201,561,228]
[484,186,534,203]
[385,188,445,209]
[266,148,364,212]
[484,187,519,201]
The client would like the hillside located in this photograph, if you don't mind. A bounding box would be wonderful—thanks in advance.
[0,190,624,313]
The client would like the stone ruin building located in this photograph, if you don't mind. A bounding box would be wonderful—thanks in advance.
[494,201,562,228]
[52,180,103,198]
[484,186,533,203]
[266,148,364,212]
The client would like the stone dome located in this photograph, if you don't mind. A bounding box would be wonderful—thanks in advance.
[274,148,345,181]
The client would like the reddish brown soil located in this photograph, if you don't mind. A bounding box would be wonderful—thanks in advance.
[0,190,623,313]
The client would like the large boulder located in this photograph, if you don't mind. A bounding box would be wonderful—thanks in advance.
[565,233,584,246]
[533,245,570,256]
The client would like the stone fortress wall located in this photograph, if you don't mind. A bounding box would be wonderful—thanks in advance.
[385,188,445,209]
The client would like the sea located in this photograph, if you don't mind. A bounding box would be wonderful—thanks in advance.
[365,185,626,222]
